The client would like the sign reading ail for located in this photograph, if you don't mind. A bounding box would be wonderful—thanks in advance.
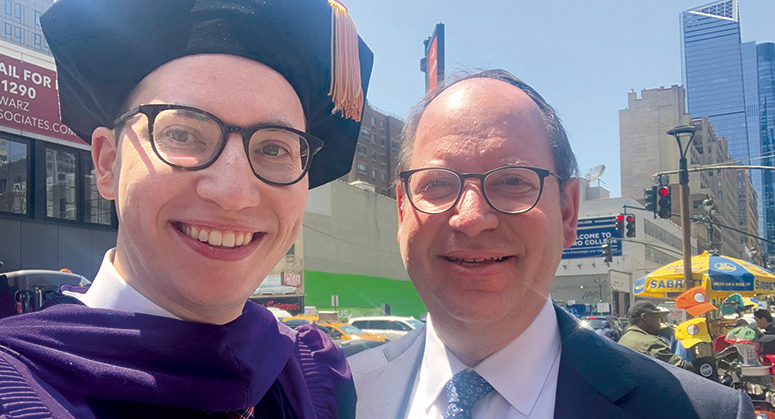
[0,54,84,145]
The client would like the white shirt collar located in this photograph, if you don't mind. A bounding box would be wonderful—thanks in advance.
[65,248,180,319]
[417,297,561,416]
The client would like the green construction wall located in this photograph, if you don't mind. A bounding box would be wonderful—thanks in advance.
[304,270,426,318]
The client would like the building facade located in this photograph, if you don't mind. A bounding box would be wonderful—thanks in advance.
[0,36,117,278]
[619,86,755,260]
[254,180,425,318]
[0,0,51,56]
[758,43,775,263]
[338,102,403,198]
[552,190,694,318]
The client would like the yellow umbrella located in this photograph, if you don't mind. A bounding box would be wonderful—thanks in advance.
[634,251,775,299]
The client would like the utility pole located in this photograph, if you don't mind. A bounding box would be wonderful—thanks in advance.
[667,125,699,288]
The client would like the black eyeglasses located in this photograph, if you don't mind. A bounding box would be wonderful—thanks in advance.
[399,166,561,215]
[114,104,324,186]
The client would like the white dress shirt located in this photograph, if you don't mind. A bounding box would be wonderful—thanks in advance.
[63,248,180,319]
[406,297,561,419]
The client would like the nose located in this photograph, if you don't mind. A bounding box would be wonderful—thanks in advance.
[448,181,499,237]
[195,134,262,211]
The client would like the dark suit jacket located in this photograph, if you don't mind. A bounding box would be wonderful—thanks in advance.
[349,305,754,418]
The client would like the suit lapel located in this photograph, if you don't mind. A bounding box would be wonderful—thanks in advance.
[358,326,426,419]
[553,307,639,419]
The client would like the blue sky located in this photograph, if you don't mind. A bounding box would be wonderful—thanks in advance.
[344,0,774,197]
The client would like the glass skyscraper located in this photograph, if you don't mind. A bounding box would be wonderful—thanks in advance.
[759,43,775,256]
[681,0,775,257]
[682,0,748,162]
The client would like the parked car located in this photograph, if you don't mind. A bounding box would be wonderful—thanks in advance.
[282,315,318,329]
[315,322,388,342]
[580,316,626,336]
[266,307,292,321]
[348,316,424,341]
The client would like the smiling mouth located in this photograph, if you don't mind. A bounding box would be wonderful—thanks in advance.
[443,256,513,265]
[175,222,260,248]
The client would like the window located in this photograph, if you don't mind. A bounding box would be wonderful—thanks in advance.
[361,128,370,138]
[371,169,376,178]
[707,146,712,154]
[33,33,40,49]
[357,163,366,173]
[370,116,375,126]
[708,156,713,164]
[371,133,376,144]
[380,137,386,146]
[2,1,10,18]
[356,144,367,154]
[33,10,40,30]
[46,148,77,220]
[13,3,22,23]
[13,26,23,44]
[0,138,28,214]
[391,141,399,151]
[379,120,385,129]
[3,23,10,39]
[718,179,722,187]
[82,155,111,225]
[371,151,376,160]
[718,191,723,200]
[380,154,386,165]
[380,172,386,181]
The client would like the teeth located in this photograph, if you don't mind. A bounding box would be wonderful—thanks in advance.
[448,256,507,263]
[178,223,256,248]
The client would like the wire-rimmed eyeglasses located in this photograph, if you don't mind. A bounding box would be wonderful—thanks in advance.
[399,166,562,215]
[114,104,324,186]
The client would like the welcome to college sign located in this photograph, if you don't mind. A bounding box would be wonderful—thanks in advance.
[0,52,85,146]
[562,216,623,259]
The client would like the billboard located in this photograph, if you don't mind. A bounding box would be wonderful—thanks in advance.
[0,52,85,146]
[562,216,623,259]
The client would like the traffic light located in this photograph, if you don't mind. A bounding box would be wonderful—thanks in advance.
[644,186,657,217]
[616,214,625,237]
[657,186,672,219]
[602,242,613,263]
[626,214,636,238]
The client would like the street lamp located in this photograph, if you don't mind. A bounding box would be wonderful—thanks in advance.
[667,125,699,288]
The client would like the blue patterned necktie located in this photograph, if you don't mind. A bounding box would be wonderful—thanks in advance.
[443,370,494,419]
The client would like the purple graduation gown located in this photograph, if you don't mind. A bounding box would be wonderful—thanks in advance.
[0,295,355,419]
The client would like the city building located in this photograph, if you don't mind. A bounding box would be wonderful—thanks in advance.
[681,0,775,258]
[0,0,51,55]
[758,42,775,264]
[0,35,117,278]
[619,86,754,260]
[338,102,403,198]
[552,180,696,317]
[255,180,425,317]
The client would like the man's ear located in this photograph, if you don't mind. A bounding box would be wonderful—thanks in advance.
[561,177,581,248]
[91,127,118,200]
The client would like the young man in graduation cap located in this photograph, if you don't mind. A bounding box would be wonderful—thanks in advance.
[0,0,372,418]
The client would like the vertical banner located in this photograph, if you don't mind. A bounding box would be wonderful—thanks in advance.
[422,23,445,92]
[0,52,85,146]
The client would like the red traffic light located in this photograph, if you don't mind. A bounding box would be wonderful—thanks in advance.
[658,186,669,197]
[616,215,624,221]
[626,215,634,223]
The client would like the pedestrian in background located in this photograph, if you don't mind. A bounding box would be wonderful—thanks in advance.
[619,300,695,371]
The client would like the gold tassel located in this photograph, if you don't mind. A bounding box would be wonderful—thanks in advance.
[328,0,363,122]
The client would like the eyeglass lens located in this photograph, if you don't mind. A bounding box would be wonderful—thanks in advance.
[152,108,310,184]
[405,167,543,213]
